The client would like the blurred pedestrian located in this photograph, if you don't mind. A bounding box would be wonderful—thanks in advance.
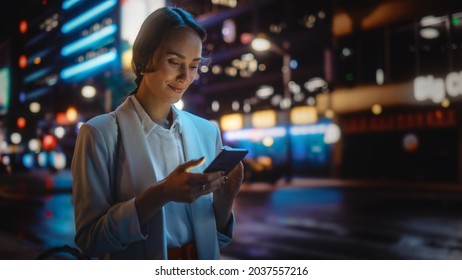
[71,6,243,260]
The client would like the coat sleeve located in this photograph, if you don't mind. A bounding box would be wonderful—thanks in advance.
[71,121,146,257]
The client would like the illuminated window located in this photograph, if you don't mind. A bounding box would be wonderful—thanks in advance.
[220,114,243,131]
[290,106,318,125]
[252,110,276,128]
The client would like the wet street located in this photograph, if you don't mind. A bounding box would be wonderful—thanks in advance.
[221,184,462,260]
[1,171,462,259]
[0,192,76,255]
[0,170,76,259]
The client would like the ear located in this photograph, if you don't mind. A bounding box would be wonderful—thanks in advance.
[144,52,160,73]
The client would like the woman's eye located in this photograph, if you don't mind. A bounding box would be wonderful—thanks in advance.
[168,60,180,66]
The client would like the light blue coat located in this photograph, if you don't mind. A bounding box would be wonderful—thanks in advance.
[71,97,234,259]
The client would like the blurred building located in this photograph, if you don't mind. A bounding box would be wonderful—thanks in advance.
[1,0,462,183]
[1,0,158,172]
[186,0,462,183]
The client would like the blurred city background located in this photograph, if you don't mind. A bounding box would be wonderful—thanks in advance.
[1,0,462,260]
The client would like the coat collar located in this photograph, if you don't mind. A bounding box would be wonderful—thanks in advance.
[114,97,157,193]
[113,97,206,184]
[174,108,206,172]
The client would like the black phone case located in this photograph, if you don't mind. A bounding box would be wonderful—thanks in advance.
[203,147,248,175]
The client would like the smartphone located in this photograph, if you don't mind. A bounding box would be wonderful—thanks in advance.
[203,146,249,175]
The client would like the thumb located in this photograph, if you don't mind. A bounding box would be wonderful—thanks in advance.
[181,157,206,172]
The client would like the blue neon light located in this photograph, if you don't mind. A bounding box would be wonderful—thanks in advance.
[61,24,117,56]
[61,0,117,34]
[22,153,35,169]
[222,124,333,142]
[60,50,117,79]
[24,67,52,84]
[289,124,327,136]
[25,86,53,100]
[25,32,47,48]
[62,0,82,10]
[223,127,287,142]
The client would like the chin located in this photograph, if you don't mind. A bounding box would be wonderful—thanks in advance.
[170,96,183,104]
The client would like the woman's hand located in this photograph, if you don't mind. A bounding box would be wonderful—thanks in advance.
[212,161,244,233]
[214,161,244,200]
[135,157,224,228]
[162,157,225,203]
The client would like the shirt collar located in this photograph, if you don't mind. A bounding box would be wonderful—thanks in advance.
[171,105,183,134]
[129,95,183,136]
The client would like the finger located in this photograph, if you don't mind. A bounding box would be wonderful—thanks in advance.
[187,173,210,185]
[230,161,243,173]
[188,171,222,186]
[204,171,224,182]
[181,157,206,172]
[205,176,228,193]
[201,178,220,193]
[229,162,244,178]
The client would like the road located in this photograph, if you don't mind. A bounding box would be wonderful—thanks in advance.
[1,170,462,259]
[0,169,76,259]
[221,184,462,259]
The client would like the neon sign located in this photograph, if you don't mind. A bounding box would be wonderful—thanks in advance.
[414,71,462,103]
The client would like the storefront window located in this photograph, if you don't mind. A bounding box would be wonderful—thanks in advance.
[418,14,450,76]
[389,22,416,82]
[451,11,462,71]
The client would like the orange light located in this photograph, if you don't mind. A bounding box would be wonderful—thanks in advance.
[42,135,57,151]
[19,55,27,69]
[220,114,243,131]
[290,106,318,125]
[66,107,78,123]
[19,20,28,34]
[56,112,68,125]
[251,110,276,128]
[240,32,254,45]
[17,117,26,129]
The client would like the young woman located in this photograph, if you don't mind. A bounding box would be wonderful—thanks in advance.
[71,7,243,260]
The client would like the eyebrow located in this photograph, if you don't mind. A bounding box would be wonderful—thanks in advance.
[166,51,203,62]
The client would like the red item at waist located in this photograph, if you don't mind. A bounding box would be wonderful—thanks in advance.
[168,242,197,260]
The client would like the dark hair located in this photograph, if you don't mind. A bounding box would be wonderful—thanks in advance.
[131,7,207,92]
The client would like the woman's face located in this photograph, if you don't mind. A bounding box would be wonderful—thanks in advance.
[142,27,203,104]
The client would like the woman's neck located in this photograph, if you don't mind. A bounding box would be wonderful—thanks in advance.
[134,92,171,125]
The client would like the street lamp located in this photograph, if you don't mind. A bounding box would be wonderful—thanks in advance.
[251,34,291,105]
[251,34,293,183]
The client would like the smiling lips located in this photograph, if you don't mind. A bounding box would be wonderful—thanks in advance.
[169,84,186,93]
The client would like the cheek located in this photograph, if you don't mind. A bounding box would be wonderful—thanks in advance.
[188,71,199,84]
[153,69,175,85]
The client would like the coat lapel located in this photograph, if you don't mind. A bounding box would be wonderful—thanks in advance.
[114,97,167,259]
[177,109,204,169]
[114,97,157,191]
[176,109,220,259]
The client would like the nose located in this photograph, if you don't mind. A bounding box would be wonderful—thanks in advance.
[176,66,190,83]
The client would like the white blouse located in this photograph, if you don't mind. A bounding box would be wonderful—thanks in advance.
[130,95,193,248]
